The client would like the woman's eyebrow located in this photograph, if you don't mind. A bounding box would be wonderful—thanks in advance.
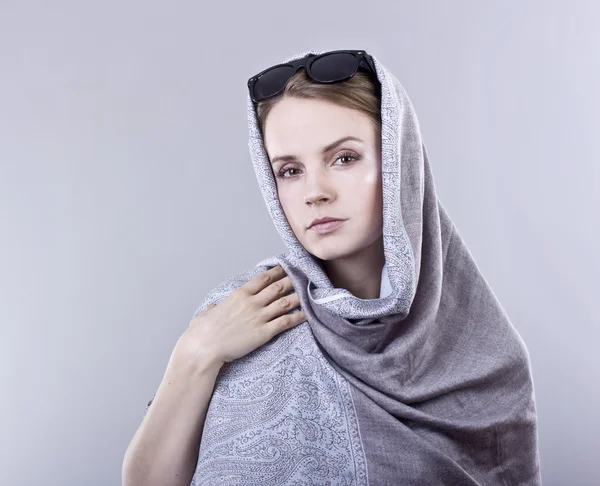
[270,136,363,165]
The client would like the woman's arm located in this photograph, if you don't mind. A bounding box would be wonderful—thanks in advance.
[122,339,222,486]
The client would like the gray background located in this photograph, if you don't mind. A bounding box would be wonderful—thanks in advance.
[1,1,598,485]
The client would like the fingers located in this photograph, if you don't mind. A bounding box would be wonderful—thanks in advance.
[262,290,301,322]
[264,308,307,341]
[240,265,286,296]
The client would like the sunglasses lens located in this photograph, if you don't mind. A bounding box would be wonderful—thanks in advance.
[310,52,358,82]
[253,65,295,100]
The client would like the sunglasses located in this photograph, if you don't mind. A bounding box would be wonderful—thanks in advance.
[247,49,377,103]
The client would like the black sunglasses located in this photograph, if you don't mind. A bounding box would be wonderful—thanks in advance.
[247,49,377,103]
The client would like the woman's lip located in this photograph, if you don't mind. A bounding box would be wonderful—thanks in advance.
[309,220,345,234]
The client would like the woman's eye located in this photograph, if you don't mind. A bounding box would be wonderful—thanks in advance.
[278,167,299,178]
[337,154,355,164]
[277,153,357,179]
[333,152,358,167]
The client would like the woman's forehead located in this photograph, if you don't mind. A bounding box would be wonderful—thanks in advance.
[263,98,376,157]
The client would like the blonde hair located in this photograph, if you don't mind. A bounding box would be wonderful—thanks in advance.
[255,69,381,141]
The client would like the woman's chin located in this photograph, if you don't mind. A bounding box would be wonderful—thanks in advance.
[304,244,355,262]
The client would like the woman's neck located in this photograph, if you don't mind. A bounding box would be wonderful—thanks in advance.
[321,234,385,300]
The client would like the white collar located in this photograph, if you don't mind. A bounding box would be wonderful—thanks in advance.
[379,262,392,298]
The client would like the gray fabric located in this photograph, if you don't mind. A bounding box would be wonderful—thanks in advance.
[147,49,542,485]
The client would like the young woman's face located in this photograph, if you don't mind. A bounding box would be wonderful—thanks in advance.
[263,96,383,262]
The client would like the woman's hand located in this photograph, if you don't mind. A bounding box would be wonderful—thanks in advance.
[178,265,306,368]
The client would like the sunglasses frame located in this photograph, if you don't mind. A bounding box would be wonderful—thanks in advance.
[247,49,377,103]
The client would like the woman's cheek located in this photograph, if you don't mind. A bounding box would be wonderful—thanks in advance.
[361,166,379,185]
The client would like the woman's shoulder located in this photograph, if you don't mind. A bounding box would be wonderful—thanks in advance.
[190,254,282,319]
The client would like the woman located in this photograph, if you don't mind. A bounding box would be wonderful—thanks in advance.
[127,49,541,485]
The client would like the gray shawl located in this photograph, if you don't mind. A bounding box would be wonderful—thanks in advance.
[146,49,541,485]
